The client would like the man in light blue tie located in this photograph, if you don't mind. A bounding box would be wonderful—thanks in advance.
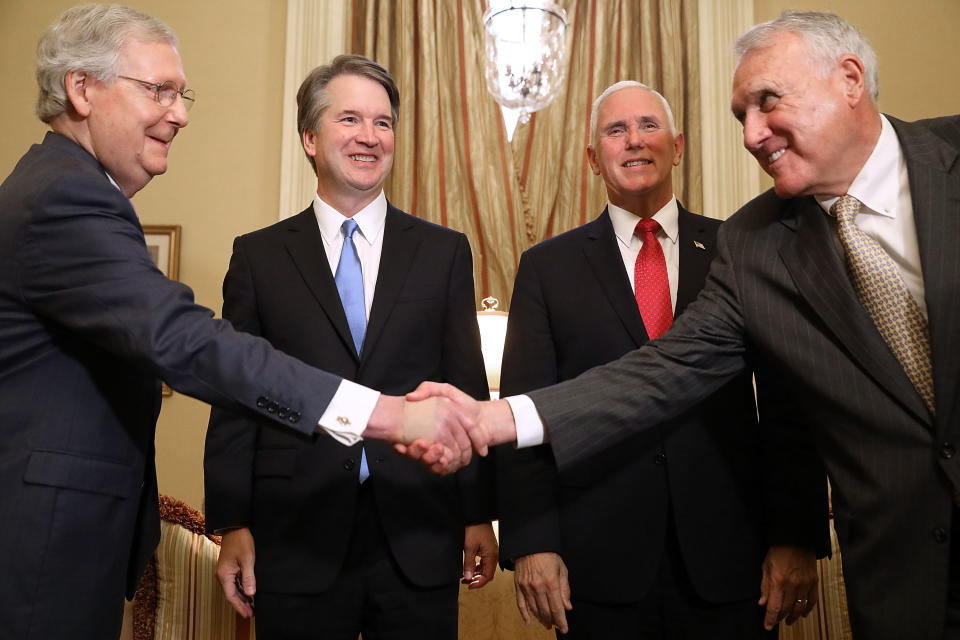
[203,54,497,639]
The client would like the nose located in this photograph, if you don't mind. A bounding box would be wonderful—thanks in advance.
[167,93,189,128]
[625,125,644,148]
[741,111,769,153]
[355,120,377,146]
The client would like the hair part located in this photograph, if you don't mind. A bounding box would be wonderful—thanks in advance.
[296,54,400,175]
[735,9,878,102]
[589,80,678,150]
[35,4,177,123]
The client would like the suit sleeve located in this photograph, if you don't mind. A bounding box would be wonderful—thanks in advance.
[530,223,749,470]
[203,237,263,533]
[495,252,564,567]
[442,235,496,524]
[16,172,342,437]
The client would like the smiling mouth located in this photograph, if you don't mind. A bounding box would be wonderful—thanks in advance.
[623,160,651,168]
[350,155,376,163]
[767,148,785,164]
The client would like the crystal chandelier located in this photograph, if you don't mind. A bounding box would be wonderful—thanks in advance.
[482,2,568,141]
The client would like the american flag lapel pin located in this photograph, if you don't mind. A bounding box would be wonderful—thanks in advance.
[693,240,706,250]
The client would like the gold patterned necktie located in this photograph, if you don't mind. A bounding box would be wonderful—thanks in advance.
[831,194,935,415]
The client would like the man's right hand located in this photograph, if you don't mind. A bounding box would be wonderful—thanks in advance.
[364,393,473,474]
[513,552,573,634]
[399,382,519,472]
[216,527,256,618]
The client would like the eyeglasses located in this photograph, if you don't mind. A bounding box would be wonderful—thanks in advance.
[118,75,195,111]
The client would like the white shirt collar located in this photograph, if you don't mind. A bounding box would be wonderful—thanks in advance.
[817,114,900,219]
[313,191,388,245]
[608,196,679,247]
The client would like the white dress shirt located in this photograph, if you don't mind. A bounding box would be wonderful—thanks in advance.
[510,196,683,448]
[816,114,927,318]
[313,192,388,445]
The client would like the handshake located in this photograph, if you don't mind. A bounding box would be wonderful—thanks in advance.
[363,382,518,474]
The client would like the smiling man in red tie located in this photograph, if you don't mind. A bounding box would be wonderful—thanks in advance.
[495,81,828,639]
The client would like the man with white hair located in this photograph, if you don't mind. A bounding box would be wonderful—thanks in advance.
[496,80,827,638]
[409,10,960,639]
[0,6,471,638]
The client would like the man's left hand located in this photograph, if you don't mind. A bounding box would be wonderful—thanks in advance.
[760,544,819,629]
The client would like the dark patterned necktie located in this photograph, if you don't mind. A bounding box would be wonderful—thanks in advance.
[832,194,935,415]
[634,218,672,339]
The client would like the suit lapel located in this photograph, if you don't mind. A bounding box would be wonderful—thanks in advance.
[675,205,714,316]
[361,204,421,363]
[891,116,960,430]
[283,207,358,359]
[582,209,649,346]
[778,196,932,426]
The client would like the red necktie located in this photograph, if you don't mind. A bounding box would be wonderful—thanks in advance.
[634,218,672,339]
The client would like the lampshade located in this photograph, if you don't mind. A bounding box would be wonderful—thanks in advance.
[482,2,568,141]
[476,296,509,396]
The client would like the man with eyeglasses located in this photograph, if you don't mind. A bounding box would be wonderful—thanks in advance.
[0,6,475,639]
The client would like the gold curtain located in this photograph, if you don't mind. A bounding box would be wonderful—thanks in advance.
[352,0,700,308]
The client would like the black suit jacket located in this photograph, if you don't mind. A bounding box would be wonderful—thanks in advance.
[528,116,960,639]
[204,204,492,593]
[498,205,827,604]
[0,133,350,639]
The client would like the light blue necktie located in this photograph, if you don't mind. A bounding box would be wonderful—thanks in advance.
[334,218,369,483]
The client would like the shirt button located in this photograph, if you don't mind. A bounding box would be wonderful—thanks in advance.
[655,450,667,465]
[343,459,355,471]
[933,527,949,544]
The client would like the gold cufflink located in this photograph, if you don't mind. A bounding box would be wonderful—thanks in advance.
[337,416,351,426]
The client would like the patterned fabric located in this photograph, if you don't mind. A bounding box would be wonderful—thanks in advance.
[832,195,935,414]
[634,218,673,338]
[131,495,254,640]
[334,218,370,482]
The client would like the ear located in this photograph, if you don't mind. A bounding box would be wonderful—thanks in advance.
[63,70,93,117]
[302,129,318,158]
[836,54,868,107]
[672,132,685,165]
[585,145,601,176]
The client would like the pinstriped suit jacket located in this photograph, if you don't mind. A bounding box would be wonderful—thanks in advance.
[528,115,960,640]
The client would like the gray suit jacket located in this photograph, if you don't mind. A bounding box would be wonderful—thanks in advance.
[528,115,960,640]
[0,132,348,639]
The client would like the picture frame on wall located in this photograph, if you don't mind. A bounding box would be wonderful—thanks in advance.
[142,225,182,396]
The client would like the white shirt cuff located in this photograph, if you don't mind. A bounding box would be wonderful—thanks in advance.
[316,380,380,446]
[505,394,547,447]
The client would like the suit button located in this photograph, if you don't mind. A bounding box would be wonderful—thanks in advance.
[277,406,289,418]
[655,450,667,465]
[376,457,387,463]
[941,443,955,459]
[288,411,301,424]
[343,459,355,471]
[267,401,279,413]
[256,396,269,408]
[933,527,949,544]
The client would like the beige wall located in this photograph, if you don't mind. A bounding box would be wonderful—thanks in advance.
[0,1,288,510]
[2,1,958,512]
[753,0,960,190]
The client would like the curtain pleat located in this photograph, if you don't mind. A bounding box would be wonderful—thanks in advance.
[352,0,700,308]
